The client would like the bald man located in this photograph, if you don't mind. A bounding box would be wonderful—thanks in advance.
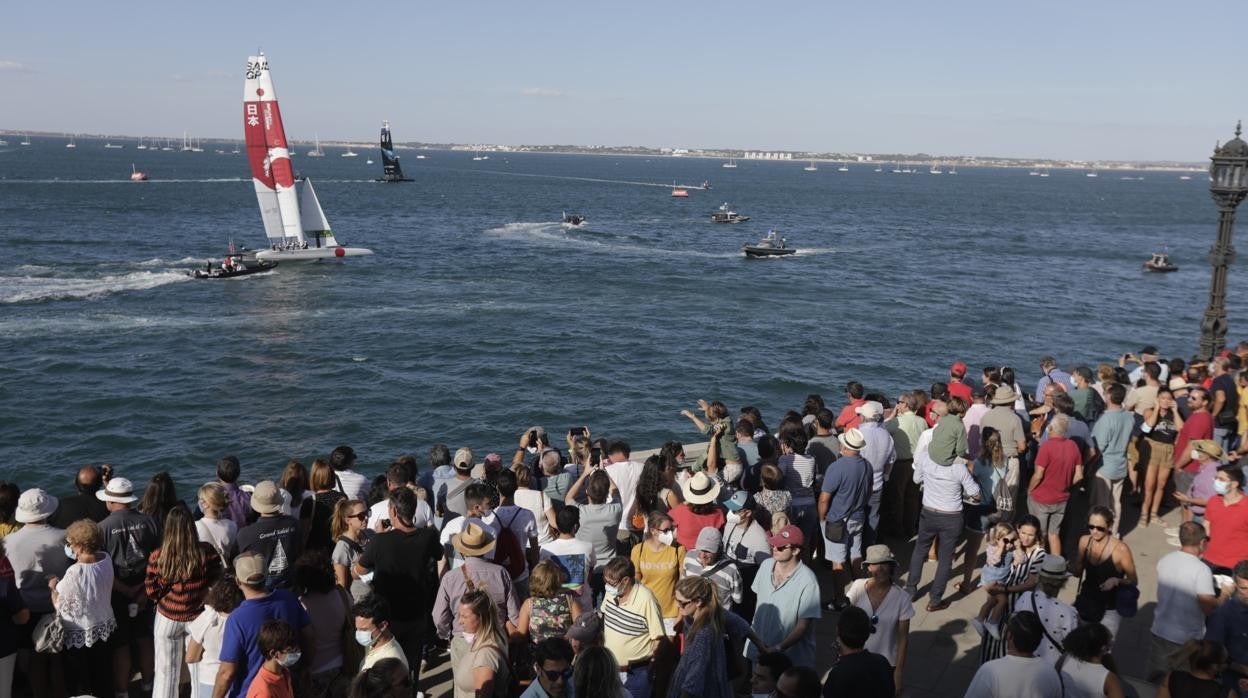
[51,464,110,527]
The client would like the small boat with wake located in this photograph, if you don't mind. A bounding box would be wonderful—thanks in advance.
[743,230,796,258]
[562,211,587,227]
[191,247,278,279]
[1143,252,1178,273]
[711,203,749,224]
[130,164,149,182]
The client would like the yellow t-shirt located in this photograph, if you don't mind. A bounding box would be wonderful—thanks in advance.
[630,542,685,618]
[0,522,21,538]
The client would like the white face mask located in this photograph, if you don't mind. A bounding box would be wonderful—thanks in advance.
[279,651,301,667]
[726,511,742,525]
[359,570,375,584]
[657,531,675,546]
[603,583,620,598]
[1215,480,1231,495]
[64,544,76,560]
[462,631,476,645]
[355,629,376,647]
[1192,450,1202,462]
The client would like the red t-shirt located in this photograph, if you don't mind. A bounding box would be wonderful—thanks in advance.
[245,665,292,698]
[1031,436,1082,505]
[836,399,865,431]
[948,380,973,404]
[1203,495,1248,569]
[668,504,725,551]
[1175,411,1214,473]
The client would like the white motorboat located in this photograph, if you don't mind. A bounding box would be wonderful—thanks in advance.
[242,53,372,262]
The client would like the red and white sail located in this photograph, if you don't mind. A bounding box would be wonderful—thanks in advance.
[243,54,304,246]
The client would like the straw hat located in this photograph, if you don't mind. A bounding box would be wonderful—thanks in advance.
[991,386,1018,405]
[680,471,721,505]
[95,478,137,505]
[838,428,866,451]
[452,522,497,557]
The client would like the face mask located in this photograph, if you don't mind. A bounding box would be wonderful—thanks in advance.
[359,570,375,584]
[1215,480,1231,495]
[462,631,476,644]
[726,511,742,525]
[355,629,376,647]
[1192,450,1202,462]
[603,584,619,598]
[64,545,76,560]
[279,651,301,667]
[658,531,675,546]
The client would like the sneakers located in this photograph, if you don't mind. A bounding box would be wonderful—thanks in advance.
[985,620,1002,640]
[971,617,986,636]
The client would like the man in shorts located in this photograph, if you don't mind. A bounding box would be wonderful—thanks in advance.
[818,428,872,609]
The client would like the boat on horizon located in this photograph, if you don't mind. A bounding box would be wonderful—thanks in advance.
[722,158,737,169]
[65,135,76,149]
[104,141,124,149]
[743,230,796,258]
[929,162,943,175]
[375,121,413,182]
[341,148,358,157]
[711,202,749,224]
[837,162,849,172]
[804,160,817,172]
[129,164,149,182]
[242,53,372,262]
[306,133,325,157]
[19,134,30,146]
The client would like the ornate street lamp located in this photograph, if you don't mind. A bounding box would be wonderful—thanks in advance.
[1200,121,1248,360]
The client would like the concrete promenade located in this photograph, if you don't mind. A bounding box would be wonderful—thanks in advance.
[415,441,1168,698]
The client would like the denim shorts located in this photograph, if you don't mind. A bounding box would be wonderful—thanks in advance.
[824,517,865,564]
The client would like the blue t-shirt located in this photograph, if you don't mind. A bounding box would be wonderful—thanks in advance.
[218,589,311,697]
[820,454,872,523]
[1091,409,1135,481]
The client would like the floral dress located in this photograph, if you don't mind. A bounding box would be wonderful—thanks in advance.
[529,593,573,643]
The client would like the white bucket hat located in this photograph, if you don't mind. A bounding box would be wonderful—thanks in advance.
[95,477,138,504]
[16,489,59,523]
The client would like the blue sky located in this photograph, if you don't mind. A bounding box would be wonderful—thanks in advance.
[1,1,1241,161]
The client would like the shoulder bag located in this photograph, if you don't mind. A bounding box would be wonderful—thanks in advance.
[1030,591,1064,654]
[32,612,65,653]
[823,458,872,543]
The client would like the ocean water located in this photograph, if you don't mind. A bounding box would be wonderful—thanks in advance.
[0,138,1231,487]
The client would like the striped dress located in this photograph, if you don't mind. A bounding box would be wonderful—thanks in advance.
[978,545,1045,663]
[145,543,222,621]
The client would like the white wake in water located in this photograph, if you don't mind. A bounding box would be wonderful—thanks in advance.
[0,270,191,304]
[483,221,739,259]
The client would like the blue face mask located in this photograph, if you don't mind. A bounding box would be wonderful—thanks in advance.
[279,651,301,667]
[64,544,76,560]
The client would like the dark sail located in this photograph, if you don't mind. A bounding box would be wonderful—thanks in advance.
[378,121,412,182]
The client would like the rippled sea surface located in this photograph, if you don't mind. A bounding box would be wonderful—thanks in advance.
[0,139,1232,487]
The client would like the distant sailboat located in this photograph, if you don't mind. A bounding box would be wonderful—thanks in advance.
[130,164,149,182]
[341,148,359,157]
[242,53,372,261]
[65,135,77,149]
[472,150,484,161]
[136,137,148,150]
[1039,168,1050,178]
[306,134,325,157]
[929,162,943,175]
[375,120,413,182]
[874,164,883,172]
[948,165,958,175]
[104,140,124,149]
[891,162,902,173]
[1086,170,1098,178]
[19,134,30,146]
[804,160,818,172]
[722,158,737,169]
[837,162,849,172]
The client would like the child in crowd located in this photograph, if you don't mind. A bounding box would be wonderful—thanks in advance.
[755,463,791,531]
[972,522,1017,640]
[929,396,969,465]
[245,620,300,698]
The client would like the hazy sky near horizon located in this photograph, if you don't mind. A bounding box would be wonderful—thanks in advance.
[1,2,1242,161]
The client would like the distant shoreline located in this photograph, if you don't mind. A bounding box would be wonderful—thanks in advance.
[0,130,1205,172]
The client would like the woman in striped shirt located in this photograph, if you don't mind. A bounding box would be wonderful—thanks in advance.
[146,505,223,698]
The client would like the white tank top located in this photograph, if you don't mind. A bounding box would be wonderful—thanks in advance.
[1060,657,1109,697]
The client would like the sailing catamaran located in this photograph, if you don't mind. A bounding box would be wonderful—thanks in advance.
[243,53,372,262]
[375,121,413,182]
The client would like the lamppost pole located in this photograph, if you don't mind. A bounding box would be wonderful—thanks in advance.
[1200,121,1248,360]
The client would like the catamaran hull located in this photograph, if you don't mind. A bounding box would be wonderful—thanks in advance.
[255,247,374,262]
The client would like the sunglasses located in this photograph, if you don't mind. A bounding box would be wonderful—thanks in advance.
[541,668,572,682]
[676,598,697,608]
[869,613,879,634]
[1088,524,1109,533]
[347,512,369,521]
[1001,537,1016,545]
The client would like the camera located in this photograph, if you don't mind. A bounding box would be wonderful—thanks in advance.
[569,426,587,437]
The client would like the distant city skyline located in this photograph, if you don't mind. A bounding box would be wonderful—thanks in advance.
[1,1,1244,162]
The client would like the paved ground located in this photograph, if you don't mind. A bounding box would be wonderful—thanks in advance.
[415,444,1172,697]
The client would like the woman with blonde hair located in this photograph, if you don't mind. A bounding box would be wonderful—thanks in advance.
[453,589,510,698]
[49,519,116,698]
[670,576,732,698]
[330,498,372,601]
[309,458,347,552]
[145,505,222,698]
[195,482,237,564]
[575,645,629,698]
[515,559,583,644]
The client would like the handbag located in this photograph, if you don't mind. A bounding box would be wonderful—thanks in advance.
[823,519,847,543]
[32,612,65,653]
[1115,583,1140,618]
[1072,538,1106,623]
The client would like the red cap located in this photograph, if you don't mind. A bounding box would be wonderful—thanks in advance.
[767,524,804,548]
[951,361,968,378]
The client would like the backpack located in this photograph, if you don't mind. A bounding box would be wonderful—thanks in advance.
[494,509,528,578]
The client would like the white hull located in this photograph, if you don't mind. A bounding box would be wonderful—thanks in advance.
[255,247,374,262]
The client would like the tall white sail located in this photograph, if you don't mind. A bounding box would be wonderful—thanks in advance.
[298,179,339,248]
[243,54,305,246]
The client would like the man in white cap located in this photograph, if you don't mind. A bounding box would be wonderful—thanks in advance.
[4,489,64,696]
[435,447,480,522]
[819,428,874,609]
[682,527,742,611]
[236,481,300,590]
[854,400,896,548]
[96,476,161,697]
